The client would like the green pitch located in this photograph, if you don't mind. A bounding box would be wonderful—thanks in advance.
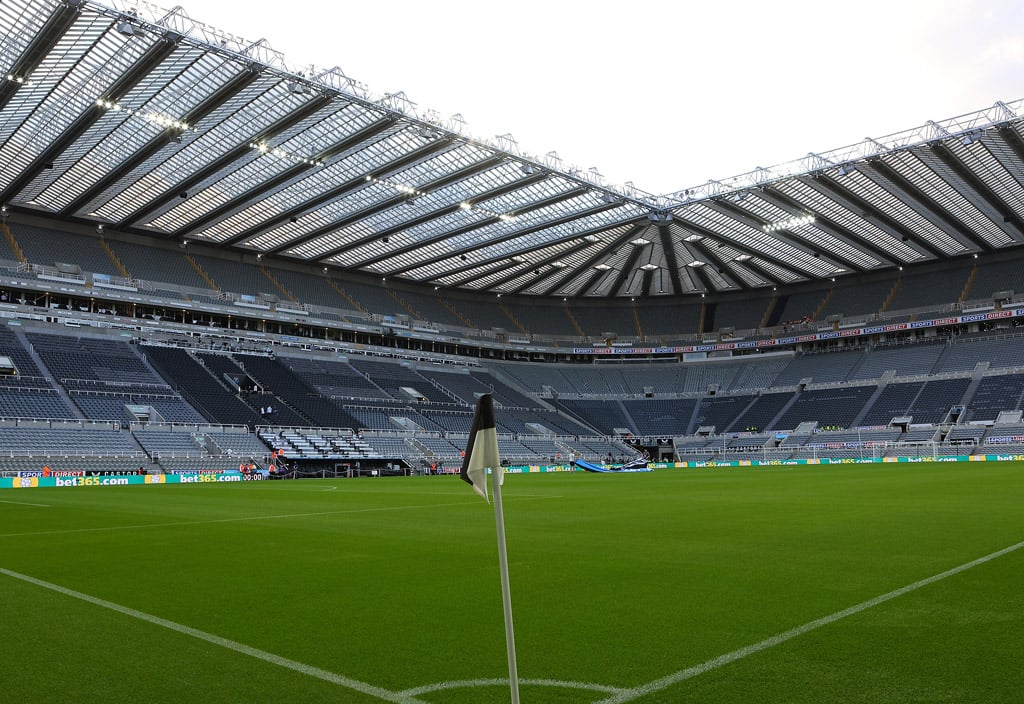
[2,463,1022,703]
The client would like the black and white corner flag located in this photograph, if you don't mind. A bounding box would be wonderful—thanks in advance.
[461,393,502,503]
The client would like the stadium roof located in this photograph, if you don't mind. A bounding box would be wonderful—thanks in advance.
[2,0,1024,299]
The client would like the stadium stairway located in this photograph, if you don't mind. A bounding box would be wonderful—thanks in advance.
[684,397,705,435]
[842,347,872,381]
[617,399,641,435]
[13,326,85,420]
[722,395,766,434]
[765,390,802,431]
[928,340,956,375]
[850,377,891,428]
[957,370,988,416]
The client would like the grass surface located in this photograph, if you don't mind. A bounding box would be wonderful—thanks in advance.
[2,463,1022,702]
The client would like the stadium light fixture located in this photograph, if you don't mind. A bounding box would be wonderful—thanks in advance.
[364,175,424,197]
[762,214,815,232]
[630,237,651,246]
[250,141,323,166]
[96,99,193,133]
[594,263,611,271]
[640,263,659,271]
[115,20,136,36]
[459,201,516,222]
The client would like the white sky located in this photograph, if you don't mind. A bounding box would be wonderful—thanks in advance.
[186,0,1024,196]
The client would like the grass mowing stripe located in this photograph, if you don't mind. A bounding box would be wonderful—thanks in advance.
[594,538,1024,704]
[0,494,560,540]
[0,500,480,539]
[0,566,429,704]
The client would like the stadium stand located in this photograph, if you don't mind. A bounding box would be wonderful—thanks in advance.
[5,5,1024,482]
[965,374,1024,422]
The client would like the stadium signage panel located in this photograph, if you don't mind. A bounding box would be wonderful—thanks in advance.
[567,307,1024,355]
[0,472,248,489]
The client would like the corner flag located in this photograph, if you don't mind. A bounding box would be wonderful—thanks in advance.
[461,393,502,502]
[459,393,521,703]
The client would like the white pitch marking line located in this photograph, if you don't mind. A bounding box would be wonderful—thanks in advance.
[0,567,428,704]
[0,499,50,507]
[593,538,1024,704]
[401,677,627,697]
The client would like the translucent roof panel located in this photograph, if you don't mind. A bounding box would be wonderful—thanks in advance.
[770,179,924,263]
[733,192,882,269]
[2,0,1024,299]
[842,166,969,255]
[883,148,1013,248]
[93,71,295,222]
[675,203,837,278]
[951,132,1024,225]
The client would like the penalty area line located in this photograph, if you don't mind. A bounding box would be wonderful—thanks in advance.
[0,567,428,704]
[594,538,1024,704]
[0,499,50,507]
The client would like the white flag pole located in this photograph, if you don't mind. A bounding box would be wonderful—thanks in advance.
[490,465,520,704]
